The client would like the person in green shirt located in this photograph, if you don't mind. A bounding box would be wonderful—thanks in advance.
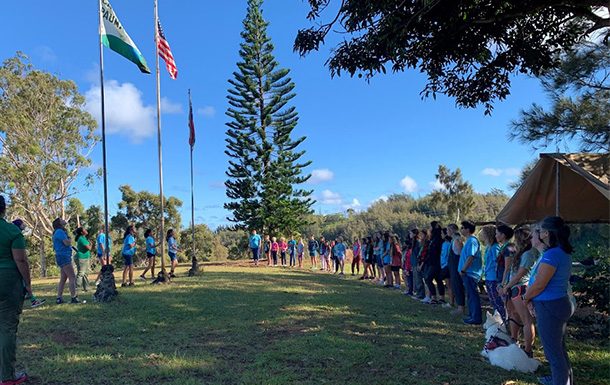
[73,227,92,292]
[0,195,31,384]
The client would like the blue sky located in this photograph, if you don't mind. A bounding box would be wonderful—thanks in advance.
[1,1,570,229]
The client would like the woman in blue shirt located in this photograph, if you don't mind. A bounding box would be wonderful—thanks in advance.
[140,229,157,280]
[167,229,180,278]
[523,217,574,385]
[480,225,504,320]
[121,225,137,287]
[52,218,79,304]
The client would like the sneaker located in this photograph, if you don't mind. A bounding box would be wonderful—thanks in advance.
[421,297,432,304]
[537,376,553,385]
[463,318,482,325]
[70,297,81,304]
[128,282,135,286]
[393,284,400,289]
[169,272,176,278]
[525,350,534,358]
[139,275,147,280]
[56,297,64,304]
[442,302,452,308]
[0,371,28,385]
[31,298,46,308]
[430,299,439,305]
[451,308,463,315]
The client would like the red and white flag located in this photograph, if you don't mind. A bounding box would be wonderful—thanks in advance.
[156,19,177,79]
[188,91,195,147]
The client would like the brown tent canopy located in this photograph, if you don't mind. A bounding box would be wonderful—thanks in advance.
[496,153,610,225]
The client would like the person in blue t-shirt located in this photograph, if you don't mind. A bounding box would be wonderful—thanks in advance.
[167,229,180,278]
[94,229,112,285]
[121,225,137,287]
[249,230,262,266]
[52,218,79,304]
[479,225,505,320]
[140,229,157,280]
[332,237,347,275]
[523,217,574,385]
[287,237,297,267]
[458,220,483,325]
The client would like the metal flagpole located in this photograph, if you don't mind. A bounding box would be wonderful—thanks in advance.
[154,0,167,275]
[98,0,111,265]
[189,89,197,272]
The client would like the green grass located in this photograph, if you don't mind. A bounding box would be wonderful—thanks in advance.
[17,263,609,385]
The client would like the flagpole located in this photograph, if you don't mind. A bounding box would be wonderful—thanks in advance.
[154,0,167,276]
[98,0,111,265]
[189,90,197,274]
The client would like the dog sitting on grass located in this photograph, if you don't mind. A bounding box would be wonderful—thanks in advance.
[481,311,540,373]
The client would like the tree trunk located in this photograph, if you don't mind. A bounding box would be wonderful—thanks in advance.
[39,226,46,277]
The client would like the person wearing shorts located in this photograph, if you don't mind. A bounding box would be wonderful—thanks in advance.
[140,229,157,280]
[167,229,179,277]
[52,218,79,304]
[121,225,136,287]
[307,236,319,269]
[381,232,393,287]
[94,230,112,284]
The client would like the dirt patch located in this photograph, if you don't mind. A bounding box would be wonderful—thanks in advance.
[50,333,80,346]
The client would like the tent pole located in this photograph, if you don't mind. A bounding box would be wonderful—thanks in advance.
[555,162,560,216]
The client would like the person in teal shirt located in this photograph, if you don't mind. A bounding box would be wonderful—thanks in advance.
[249,230,262,266]
[333,237,347,275]
[140,229,157,280]
[0,196,32,384]
[52,218,79,304]
[459,220,482,325]
[121,225,136,287]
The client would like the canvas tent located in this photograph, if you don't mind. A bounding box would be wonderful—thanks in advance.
[496,153,610,225]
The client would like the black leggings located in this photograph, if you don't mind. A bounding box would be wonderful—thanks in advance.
[448,253,465,306]
[424,264,445,297]
[271,251,278,265]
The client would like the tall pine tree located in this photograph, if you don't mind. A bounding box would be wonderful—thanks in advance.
[225,0,313,236]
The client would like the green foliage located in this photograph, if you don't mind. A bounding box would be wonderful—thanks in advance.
[224,0,313,237]
[295,1,607,113]
[179,224,229,262]
[215,226,248,260]
[573,245,610,314]
[0,53,99,275]
[471,189,510,222]
[510,42,610,151]
[430,165,475,223]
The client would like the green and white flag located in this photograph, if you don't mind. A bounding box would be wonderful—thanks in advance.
[100,0,151,74]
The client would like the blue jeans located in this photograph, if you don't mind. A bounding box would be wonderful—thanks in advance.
[534,296,573,385]
[251,247,259,261]
[463,275,482,323]
[289,251,296,266]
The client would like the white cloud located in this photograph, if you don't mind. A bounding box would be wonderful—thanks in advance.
[320,189,342,205]
[482,167,521,177]
[482,168,503,177]
[371,195,388,204]
[343,198,361,210]
[197,106,216,117]
[309,168,334,184]
[161,97,182,114]
[400,176,418,193]
[429,179,445,191]
[85,80,155,142]
[35,46,57,63]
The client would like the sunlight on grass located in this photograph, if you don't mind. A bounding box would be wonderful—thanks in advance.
[15,264,607,385]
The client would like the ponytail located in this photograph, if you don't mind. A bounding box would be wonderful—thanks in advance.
[541,216,573,254]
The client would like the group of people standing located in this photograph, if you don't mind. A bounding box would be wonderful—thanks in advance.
[249,216,575,385]
[50,222,182,303]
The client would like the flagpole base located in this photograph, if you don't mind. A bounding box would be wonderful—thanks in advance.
[93,265,119,302]
[188,258,202,276]
[151,269,172,284]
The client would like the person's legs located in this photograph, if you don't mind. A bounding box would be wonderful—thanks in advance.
[424,266,437,298]
[340,258,345,274]
[272,251,277,266]
[513,297,535,354]
[384,265,393,286]
[463,276,482,323]
[534,297,573,385]
[485,281,506,320]
[435,268,445,299]
[122,264,128,285]
[81,259,90,291]
[406,270,413,294]
[393,269,401,286]
[57,266,67,298]
[62,264,77,298]
[128,265,134,284]
[0,270,24,382]
[449,255,465,312]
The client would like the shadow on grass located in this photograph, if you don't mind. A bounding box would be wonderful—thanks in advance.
[19,268,608,385]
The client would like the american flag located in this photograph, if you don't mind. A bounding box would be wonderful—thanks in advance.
[156,19,177,80]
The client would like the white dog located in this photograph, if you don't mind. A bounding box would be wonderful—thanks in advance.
[480,311,540,373]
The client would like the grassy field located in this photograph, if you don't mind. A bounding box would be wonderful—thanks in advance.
[16,263,609,385]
